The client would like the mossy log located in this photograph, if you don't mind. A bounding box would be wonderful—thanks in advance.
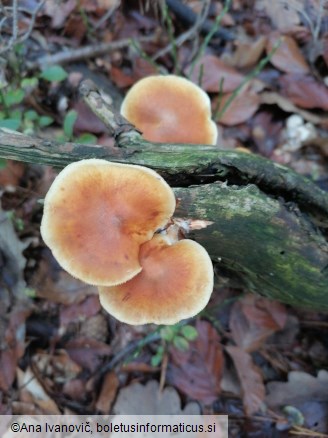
[0,80,327,311]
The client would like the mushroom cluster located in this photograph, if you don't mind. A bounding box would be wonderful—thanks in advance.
[41,159,213,325]
[121,75,218,145]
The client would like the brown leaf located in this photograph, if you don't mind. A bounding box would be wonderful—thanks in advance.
[73,100,107,135]
[226,346,265,416]
[255,0,301,32]
[17,367,61,414]
[224,37,267,69]
[0,350,16,391]
[267,33,310,74]
[215,90,260,126]
[96,371,119,413]
[187,55,244,93]
[168,320,224,404]
[260,91,328,125]
[0,160,25,187]
[230,295,287,352]
[241,295,287,330]
[65,337,111,372]
[31,253,98,305]
[280,74,328,110]
[60,295,101,328]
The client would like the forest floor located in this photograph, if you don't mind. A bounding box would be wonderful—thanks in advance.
[0,0,328,437]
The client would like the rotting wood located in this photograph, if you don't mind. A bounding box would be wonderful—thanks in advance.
[0,80,327,310]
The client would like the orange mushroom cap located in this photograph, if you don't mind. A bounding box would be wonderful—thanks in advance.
[121,75,218,145]
[41,159,175,286]
[98,234,214,325]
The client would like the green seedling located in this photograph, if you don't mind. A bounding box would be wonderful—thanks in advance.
[6,210,24,231]
[151,323,198,367]
[60,110,97,144]
[0,64,68,135]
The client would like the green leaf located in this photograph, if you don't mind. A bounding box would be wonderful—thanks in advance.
[9,109,22,120]
[24,110,38,121]
[173,336,190,351]
[282,406,304,427]
[21,77,39,90]
[160,326,176,342]
[3,89,25,106]
[24,287,36,298]
[151,351,163,367]
[63,110,78,139]
[0,118,21,130]
[0,158,7,169]
[77,133,97,144]
[181,325,198,341]
[39,116,54,127]
[40,65,68,82]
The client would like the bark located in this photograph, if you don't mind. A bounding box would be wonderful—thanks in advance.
[0,80,327,311]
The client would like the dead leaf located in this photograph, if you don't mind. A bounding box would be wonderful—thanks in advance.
[31,252,98,305]
[32,350,82,384]
[260,91,328,125]
[95,371,119,413]
[0,206,27,302]
[226,346,265,416]
[0,161,25,187]
[73,100,107,135]
[215,90,260,126]
[280,74,328,110]
[251,111,283,156]
[267,33,310,74]
[187,55,244,93]
[224,36,267,69]
[168,320,224,404]
[65,337,111,372]
[255,0,301,32]
[44,0,77,29]
[113,380,200,414]
[59,295,101,329]
[242,295,287,330]
[17,367,60,414]
[230,295,287,352]
[0,350,16,392]
[266,370,328,408]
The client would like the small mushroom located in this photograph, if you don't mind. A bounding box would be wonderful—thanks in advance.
[121,75,218,145]
[41,159,175,286]
[98,234,214,325]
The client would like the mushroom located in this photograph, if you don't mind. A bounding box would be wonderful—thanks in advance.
[98,234,214,325]
[121,75,218,145]
[41,159,175,286]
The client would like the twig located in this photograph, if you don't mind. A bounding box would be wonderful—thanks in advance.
[188,0,232,77]
[94,0,120,29]
[290,426,328,437]
[0,0,45,55]
[215,39,281,122]
[165,0,234,41]
[96,331,161,380]
[28,34,159,68]
[152,0,211,61]
[11,0,18,43]
[162,2,179,73]
[130,39,166,75]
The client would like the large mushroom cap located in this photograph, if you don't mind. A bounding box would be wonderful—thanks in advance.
[121,75,218,145]
[98,234,214,325]
[41,159,175,286]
